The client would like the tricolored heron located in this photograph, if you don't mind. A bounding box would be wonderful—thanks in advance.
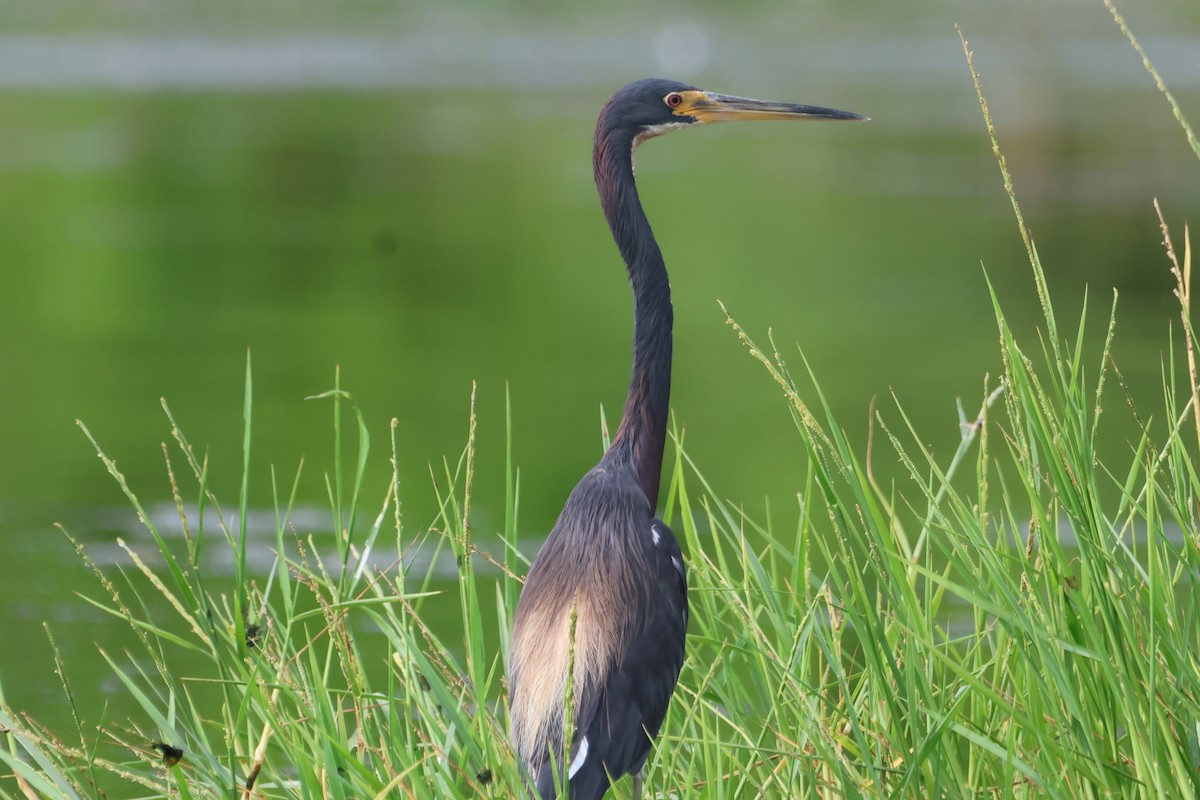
[508,78,863,799]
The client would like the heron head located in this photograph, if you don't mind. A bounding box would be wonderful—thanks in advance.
[599,78,866,147]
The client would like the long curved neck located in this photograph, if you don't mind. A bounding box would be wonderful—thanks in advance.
[594,125,673,509]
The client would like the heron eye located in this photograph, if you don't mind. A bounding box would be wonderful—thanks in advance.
[665,93,683,108]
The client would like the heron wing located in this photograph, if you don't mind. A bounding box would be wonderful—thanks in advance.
[554,517,688,800]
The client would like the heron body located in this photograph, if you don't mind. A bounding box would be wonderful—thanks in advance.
[508,79,863,800]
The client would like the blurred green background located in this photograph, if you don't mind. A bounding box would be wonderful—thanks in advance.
[0,0,1197,735]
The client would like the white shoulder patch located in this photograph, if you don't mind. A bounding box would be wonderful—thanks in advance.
[651,523,661,546]
[568,735,589,779]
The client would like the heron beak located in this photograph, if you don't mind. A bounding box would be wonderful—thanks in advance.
[674,91,866,124]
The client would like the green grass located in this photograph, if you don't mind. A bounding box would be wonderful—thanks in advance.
[3,8,1200,799]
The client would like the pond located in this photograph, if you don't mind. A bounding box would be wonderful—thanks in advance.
[0,0,1197,739]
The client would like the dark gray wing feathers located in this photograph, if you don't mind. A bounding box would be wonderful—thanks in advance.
[539,517,686,800]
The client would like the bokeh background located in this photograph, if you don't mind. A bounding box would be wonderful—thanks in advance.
[1,0,1197,734]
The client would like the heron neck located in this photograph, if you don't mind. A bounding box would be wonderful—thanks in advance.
[594,127,673,509]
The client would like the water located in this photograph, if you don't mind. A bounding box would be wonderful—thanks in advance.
[0,1,1197,740]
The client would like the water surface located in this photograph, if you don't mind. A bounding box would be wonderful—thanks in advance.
[0,1,1197,738]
